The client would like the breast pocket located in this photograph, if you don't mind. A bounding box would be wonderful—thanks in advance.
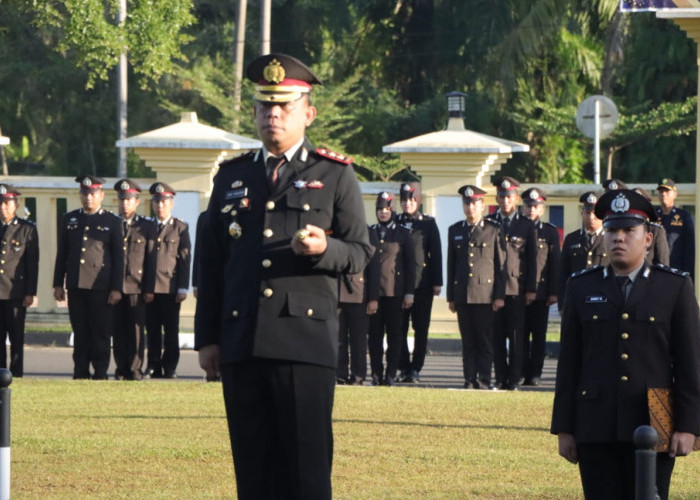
[285,190,331,234]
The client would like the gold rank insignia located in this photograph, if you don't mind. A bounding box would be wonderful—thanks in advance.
[263,59,285,84]
[229,221,243,239]
[221,204,233,214]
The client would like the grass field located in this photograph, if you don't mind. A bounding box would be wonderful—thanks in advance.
[7,379,700,499]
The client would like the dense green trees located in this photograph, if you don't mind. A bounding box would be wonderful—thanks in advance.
[0,1,696,182]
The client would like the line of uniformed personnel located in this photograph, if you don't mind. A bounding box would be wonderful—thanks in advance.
[337,175,694,391]
[0,176,192,381]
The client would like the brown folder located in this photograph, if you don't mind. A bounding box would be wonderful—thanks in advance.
[647,387,700,452]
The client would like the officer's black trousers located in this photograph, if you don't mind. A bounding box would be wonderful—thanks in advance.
[67,289,113,379]
[522,299,550,380]
[0,299,26,377]
[493,295,525,387]
[577,442,674,500]
[455,303,494,385]
[337,302,368,381]
[368,296,403,379]
[399,286,434,374]
[146,293,181,375]
[113,293,146,379]
[222,359,334,500]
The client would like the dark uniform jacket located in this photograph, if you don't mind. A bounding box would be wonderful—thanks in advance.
[153,217,191,294]
[0,217,39,300]
[339,227,379,305]
[656,206,694,277]
[533,220,561,301]
[551,264,700,443]
[485,212,537,296]
[646,222,670,267]
[559,229,608,306]
[396,212,443,290]
[121,215,157,295]
[446,218,506,305]
[53,208,124,291]
[194,141,373,369]
[369,221,416,298]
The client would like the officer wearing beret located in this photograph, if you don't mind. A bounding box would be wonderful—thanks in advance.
[0,184,38,377]
[447,185,506,389]
[632,187,670,266]
[656,178,695,278]
[368,191,415,386]
[113,179,157,380]
[396,182,443,383]
[559,192,608,307]
[552,189,700,500]
[520,187,560,386]
[53,176,124,379]
[485,176,537,390]
[194,53,372,499]
[145,182,190,379]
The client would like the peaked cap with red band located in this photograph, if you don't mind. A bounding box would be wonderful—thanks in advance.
[458,185,486,201]
[246,53,322,103]
[114,178,142,199]
[0,183,20,201]
[594,189,657,229]
[76,175,106,193]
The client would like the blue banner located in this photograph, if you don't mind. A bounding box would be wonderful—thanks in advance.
[621,0,700,11]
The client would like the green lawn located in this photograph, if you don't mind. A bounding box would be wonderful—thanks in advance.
[8,380,700,499]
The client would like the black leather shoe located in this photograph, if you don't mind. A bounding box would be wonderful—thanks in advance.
[383,375,395,387]
[410,369,420,383]
[163,371,177,379]
[371,375,381,386]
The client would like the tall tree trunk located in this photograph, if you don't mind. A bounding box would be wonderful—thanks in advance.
[233,0,248,131]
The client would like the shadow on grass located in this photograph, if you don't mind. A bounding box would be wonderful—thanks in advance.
[334,418,550,432]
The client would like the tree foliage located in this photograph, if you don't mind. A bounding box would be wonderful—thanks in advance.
[0,1,697,183]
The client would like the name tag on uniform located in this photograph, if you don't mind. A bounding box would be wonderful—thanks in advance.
[586,295,607,303]
[571,243,581,249]
[454,235,463,240]
[225,187,248,200]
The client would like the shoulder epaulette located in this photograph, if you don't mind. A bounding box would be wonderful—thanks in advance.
[653,263,690,277]
[543,221,557,229]
[18,218,36,226]
[219,150,255,168]
[571,265,601,279]
[484,218,500,226]
[314,147,353,165]
[650,221,663,228]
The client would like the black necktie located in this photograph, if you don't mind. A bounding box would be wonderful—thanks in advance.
[502,216,510,234]
[616,276,630,301]
[267,156,286,189]
[588,233,596,247]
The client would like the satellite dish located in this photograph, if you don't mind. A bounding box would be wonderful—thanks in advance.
[576,95,619,139]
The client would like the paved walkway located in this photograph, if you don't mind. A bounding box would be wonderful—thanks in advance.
[21,346,558,391]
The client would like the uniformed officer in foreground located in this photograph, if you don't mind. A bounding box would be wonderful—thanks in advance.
[145,182,190,379]
[396,182,442,383]
[551,189,700,500]
[447,185,506,389]
[520,187,560,386]
[0,184,38,377]
[53,176,124,379]
[195,53,372,499]
[558,192,607,308]
[486,176,537,390]
[113,179,157,380]
[656,178,695,277]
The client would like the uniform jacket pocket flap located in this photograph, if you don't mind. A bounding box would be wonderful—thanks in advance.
[287,291,333,320]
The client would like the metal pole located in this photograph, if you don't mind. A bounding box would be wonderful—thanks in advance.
[261,0,271,55]
[116,0,128,178]
[634,425,659,500]
[232,0,248,131]
[0,368,13,500]
[594,98,601,185]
